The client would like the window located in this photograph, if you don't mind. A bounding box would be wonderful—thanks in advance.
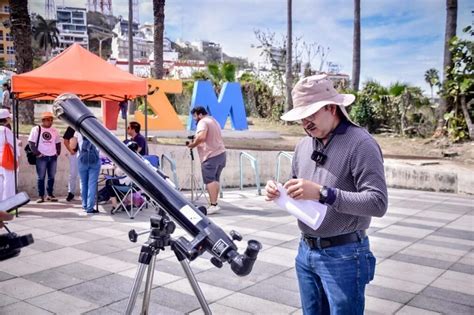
[0,44,4,54]
[7,46,14,54]
[72,12,84,18]
[3,5,10,13]
[5,33,12,41]
[0,30,3,41]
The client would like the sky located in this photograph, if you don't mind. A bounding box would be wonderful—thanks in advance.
[31,0,473,94]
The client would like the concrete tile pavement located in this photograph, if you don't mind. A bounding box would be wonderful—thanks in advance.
[0,188,473,314]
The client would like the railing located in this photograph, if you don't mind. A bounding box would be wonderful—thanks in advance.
[275,151,294,183]
[239,151,261,195]
[160,153,179,189]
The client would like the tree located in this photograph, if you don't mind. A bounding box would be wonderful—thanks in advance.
[443,27,473,140]
[9,0,34,124]
[424,68,440,101]
[435,0,458,135]
[285,0,293,112]
[351,0,361,91]
[153,0,165,79]
[33,15,59,61]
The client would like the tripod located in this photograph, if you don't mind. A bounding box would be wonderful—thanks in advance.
[125,210,211,315]
[183,145,208,203]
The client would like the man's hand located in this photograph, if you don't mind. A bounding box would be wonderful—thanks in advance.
[0,211,14,229]
[283,178,321,200]
[265,180,280,201]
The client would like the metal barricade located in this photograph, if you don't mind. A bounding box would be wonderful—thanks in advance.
[239,151,261,195]
[160,153,179,189]
[275,151,294,183]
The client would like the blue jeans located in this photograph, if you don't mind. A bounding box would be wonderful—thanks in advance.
[78,160,101,211]
[295,236,376,315]
[35,155,58,197]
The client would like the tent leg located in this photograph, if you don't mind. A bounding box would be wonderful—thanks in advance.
[12,96,19,217]
[145,95,148,141]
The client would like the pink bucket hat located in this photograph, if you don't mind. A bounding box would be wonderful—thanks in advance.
[281,74,356,124]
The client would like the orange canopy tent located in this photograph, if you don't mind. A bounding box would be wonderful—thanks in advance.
[11,43,147,101]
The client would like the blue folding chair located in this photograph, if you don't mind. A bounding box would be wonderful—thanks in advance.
[143,155,160,168]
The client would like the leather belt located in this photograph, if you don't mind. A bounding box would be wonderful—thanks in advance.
[302,230,366,249]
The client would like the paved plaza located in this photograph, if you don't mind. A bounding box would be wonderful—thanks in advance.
[0,187,473,314]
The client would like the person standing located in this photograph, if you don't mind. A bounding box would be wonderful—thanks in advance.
[0,109,19,201]
[63,126,78,201]
[187,106,226,215]
[74,132,101,214]
[2,83,11,112]
[126,121,148,156]
[265,75,388,315]
[28,112,61,203]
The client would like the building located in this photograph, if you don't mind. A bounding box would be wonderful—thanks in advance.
[111,19,152,61]
[0,0,14,68]
[190,40,222,61]
[110,20,179,76]
[54,6,88,54]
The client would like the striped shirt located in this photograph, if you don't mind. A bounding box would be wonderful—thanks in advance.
[291,121,388,238]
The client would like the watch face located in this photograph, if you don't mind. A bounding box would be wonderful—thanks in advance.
[320,187,328,198]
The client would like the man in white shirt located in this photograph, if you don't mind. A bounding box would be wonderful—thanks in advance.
[27,112,61,203]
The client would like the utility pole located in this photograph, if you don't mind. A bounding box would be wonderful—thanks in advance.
[128,0,133,75]
[128,0,135,115]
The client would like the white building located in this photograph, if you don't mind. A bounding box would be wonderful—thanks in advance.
[111,19,152,61]
[54,6,88,54]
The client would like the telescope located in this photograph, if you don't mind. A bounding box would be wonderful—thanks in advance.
[52,94,261,276]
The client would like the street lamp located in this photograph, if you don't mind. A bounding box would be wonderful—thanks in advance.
[88,24,116,58]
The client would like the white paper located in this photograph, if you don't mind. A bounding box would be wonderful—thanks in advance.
[273,183,327,230]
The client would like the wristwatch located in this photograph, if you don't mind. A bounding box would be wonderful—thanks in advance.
[319,186,328,204]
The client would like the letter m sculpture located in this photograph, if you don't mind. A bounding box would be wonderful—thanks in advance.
[187,80,248,131]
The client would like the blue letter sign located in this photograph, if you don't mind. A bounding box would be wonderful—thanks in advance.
[187,80,248,130]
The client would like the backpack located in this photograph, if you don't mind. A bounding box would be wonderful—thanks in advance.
[79,137,99,165]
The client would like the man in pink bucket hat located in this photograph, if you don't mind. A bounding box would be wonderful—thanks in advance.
[265,74,388,314]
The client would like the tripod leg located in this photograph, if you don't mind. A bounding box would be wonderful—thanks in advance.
[180,260,212,315]
[125,263,148,315]
[141,254,157,315]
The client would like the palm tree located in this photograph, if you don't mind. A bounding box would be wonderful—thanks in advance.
[9,0,34,124]
[207,61,236,93]
[33,15,59,61]
[285,0,293,112]
[435,0,457,135]
[153,0,165,79]
[351,0,361,91]
[424,68,440,102]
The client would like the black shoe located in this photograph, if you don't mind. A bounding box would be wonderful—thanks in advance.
[66,193,74,202]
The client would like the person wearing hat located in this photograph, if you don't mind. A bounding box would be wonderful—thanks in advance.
[0,109,20,201]
[265,75,388,315]
[27,111,61,203]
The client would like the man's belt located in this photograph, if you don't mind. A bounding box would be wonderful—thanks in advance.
[302,230,367,249]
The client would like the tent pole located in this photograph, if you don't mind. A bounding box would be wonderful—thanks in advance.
[144,95,148,141]
[125,98,128,140]
[12,95,19,216]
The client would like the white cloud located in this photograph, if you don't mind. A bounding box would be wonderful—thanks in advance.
[28,0,474,94]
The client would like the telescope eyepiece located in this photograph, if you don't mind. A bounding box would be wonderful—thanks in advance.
[229,239,262,276]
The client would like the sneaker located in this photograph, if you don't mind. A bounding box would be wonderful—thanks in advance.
[207,205,221,215]
[36,197,45,203]
[66,193,74,202]
[46,195,58,202]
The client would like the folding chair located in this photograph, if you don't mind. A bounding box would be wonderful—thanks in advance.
[143,155,160,169]
[105,174,147,219]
